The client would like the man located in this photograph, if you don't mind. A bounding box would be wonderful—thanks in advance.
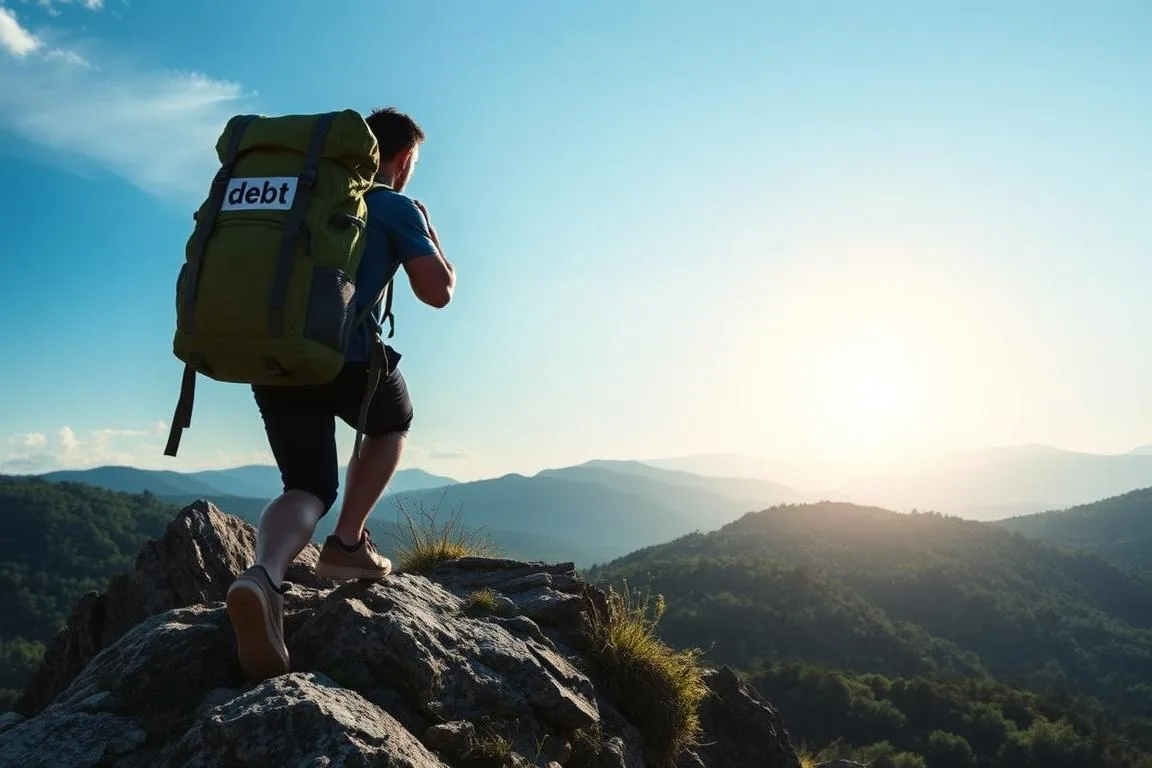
[224,107,456,680]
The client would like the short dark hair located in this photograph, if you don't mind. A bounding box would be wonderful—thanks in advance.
[365,107,425,160]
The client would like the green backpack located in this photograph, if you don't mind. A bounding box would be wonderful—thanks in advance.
[164,110,394,460]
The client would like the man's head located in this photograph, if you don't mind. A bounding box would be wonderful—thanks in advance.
[365,107,425,192]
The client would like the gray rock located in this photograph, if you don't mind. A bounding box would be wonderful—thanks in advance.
[423,720,476,761]
[14,500,328,717]
[0,708,146,768]
[54,604,241,719]
[601,736,646,768]
[506,572,554,591]
[685,666,803,768]
[288,575,600,734]
[492,594,520,614]
[510,585,587,627]
[154,672,447,767]
[489,614,557,650]
[567,700,647,768]
[0,712,22,735]
[426,558,579,600]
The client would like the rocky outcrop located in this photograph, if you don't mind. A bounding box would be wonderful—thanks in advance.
[13,500,329,717]
[3,501,802,768]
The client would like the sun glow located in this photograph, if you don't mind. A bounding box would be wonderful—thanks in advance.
[807,343,924,456]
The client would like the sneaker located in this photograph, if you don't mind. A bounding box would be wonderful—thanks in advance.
[316,529,393,581]
[225,564,289,680]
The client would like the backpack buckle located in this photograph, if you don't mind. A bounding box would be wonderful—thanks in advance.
[300,167,318,188]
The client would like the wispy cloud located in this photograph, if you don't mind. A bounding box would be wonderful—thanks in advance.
[410,444,471,461]
[30,0,105,17]
[0,7,40,56]
[1,423,163,471]
[0,7,255,202]
[12,432,47,447]
[0,5,89,63]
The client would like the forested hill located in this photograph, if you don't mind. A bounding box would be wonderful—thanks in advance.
[998,486,1152,575]
[0,476,181,708]
[587,501,1152,766]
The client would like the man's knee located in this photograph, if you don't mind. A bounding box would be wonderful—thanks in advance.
[284,482,338,517]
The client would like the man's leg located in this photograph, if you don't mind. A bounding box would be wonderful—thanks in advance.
[332,431,405,547]
[227,384,339,679]
[254,489,327,586]
[316,356,413,580]
[248,385,340,581]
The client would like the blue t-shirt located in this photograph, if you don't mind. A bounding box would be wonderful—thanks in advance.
[346,185,438,363]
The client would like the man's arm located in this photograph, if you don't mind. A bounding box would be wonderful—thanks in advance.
[412,199,455,276]
[388,197,455,309]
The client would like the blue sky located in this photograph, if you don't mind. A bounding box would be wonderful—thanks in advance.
[0,0,1150,480]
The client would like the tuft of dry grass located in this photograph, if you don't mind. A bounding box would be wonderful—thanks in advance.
[386,494,496,573]
[463,587,503,614]
[466,732,514,765]
[584,579,708,767]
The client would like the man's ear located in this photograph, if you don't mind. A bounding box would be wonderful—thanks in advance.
[382,147,408,169]
[398,146,416,172]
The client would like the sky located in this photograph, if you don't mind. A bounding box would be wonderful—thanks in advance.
[0,0,1150,481]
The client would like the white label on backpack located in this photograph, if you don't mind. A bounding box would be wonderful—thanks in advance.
[220,177,298,212]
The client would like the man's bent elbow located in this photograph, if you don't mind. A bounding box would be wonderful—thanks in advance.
[404,254,455,309]
[422,285,452,308]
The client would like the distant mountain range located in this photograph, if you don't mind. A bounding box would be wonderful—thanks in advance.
[38,465,459,499]
[649,444,1152,520]
[370,459,803,564]
[26,460,802,566]
[26,448,1152,566]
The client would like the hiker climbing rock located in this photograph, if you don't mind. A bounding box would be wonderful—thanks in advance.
[164,106,455,679]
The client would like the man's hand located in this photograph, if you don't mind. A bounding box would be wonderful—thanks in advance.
[413,199,446,263]
[413,198,430,223]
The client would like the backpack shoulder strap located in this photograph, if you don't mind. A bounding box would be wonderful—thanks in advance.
[380,278,395,339]
[355,182,397,340]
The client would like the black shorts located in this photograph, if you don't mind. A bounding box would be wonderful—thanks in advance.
[251,346,413,515]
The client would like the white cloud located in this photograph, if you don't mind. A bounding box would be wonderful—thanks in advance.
[58,426,80,451]
[1,425,280,474]
[0,7,41,57]
[0,5,90,64]
[0,13,255,202]
[20,432,47,447]
[0,424,164,472]
[32,0,105,13]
